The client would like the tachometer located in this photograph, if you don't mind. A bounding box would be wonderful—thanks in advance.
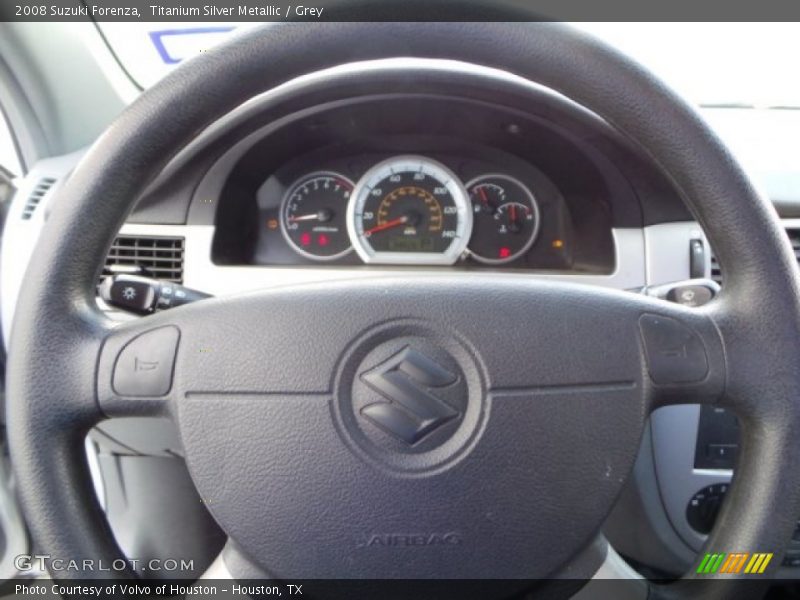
[466,174,540,264]
[347,156,472,265]
[281,171,354,261]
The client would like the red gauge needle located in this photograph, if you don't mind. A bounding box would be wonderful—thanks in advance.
[510,203,517,223]
[477,186,489,205]
[364,216,408,235]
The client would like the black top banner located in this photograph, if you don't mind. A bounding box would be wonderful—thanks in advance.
[2,0,800,22]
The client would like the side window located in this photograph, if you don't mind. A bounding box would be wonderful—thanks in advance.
[0,108,22,178]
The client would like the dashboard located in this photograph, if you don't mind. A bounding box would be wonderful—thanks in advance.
[203,73,677,275]
[253,149,572,269]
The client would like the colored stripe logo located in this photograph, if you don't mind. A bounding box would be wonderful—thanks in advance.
[697,552,773,574]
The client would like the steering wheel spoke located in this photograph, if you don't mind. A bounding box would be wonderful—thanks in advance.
[97,317,181,419]
[640,299,727,411]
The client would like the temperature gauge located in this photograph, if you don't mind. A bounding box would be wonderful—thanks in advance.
[466,174,540,264]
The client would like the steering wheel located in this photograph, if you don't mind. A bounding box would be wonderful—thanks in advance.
[8,20,800,599]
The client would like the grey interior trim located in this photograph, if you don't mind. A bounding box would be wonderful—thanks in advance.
[778,217,800,231]
[0,23,137,158]
[199,552,233,580]
[0,49,46,172]
[650,405,732,552]
[603,423,697,575]
[574,545,647,600]
[644,222,710,286]
[0,150,80,347]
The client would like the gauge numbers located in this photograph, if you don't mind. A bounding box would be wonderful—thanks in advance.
[466,174,540,264]
[347,156,472,265]
[281,172,354,261]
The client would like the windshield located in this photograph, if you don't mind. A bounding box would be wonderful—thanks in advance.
[97,22,800,108]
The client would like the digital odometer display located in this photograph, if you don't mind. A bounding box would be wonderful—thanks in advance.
[388,237,436,252]
[347,156,472,265]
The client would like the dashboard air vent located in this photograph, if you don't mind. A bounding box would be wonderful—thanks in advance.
[711,227,800,284]
[21,177,56,220]
[102,235,184,283]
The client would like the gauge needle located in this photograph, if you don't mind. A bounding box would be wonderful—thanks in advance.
[364,216,408,235]
[289,209,333,223]
[288,213,320,222]
[476,186,495,214]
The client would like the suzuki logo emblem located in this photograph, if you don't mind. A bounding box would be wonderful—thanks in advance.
[360,347,460,445]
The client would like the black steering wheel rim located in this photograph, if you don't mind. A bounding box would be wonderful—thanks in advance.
[8,21,800,597]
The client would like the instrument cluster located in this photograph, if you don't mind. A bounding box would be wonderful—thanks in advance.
[256,152,572,270]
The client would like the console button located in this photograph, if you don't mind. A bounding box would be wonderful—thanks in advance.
[666,284,714,307]
[689,239,706,279]
[687,483,729,534]
[112,326,180,397]
[639,314,709,384]
[706,444,739,463]
[101,275,157,314]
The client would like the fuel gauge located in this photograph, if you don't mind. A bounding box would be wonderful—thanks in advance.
[466,174,540,264]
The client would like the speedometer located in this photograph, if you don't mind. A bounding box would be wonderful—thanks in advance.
[347,156,472,265]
